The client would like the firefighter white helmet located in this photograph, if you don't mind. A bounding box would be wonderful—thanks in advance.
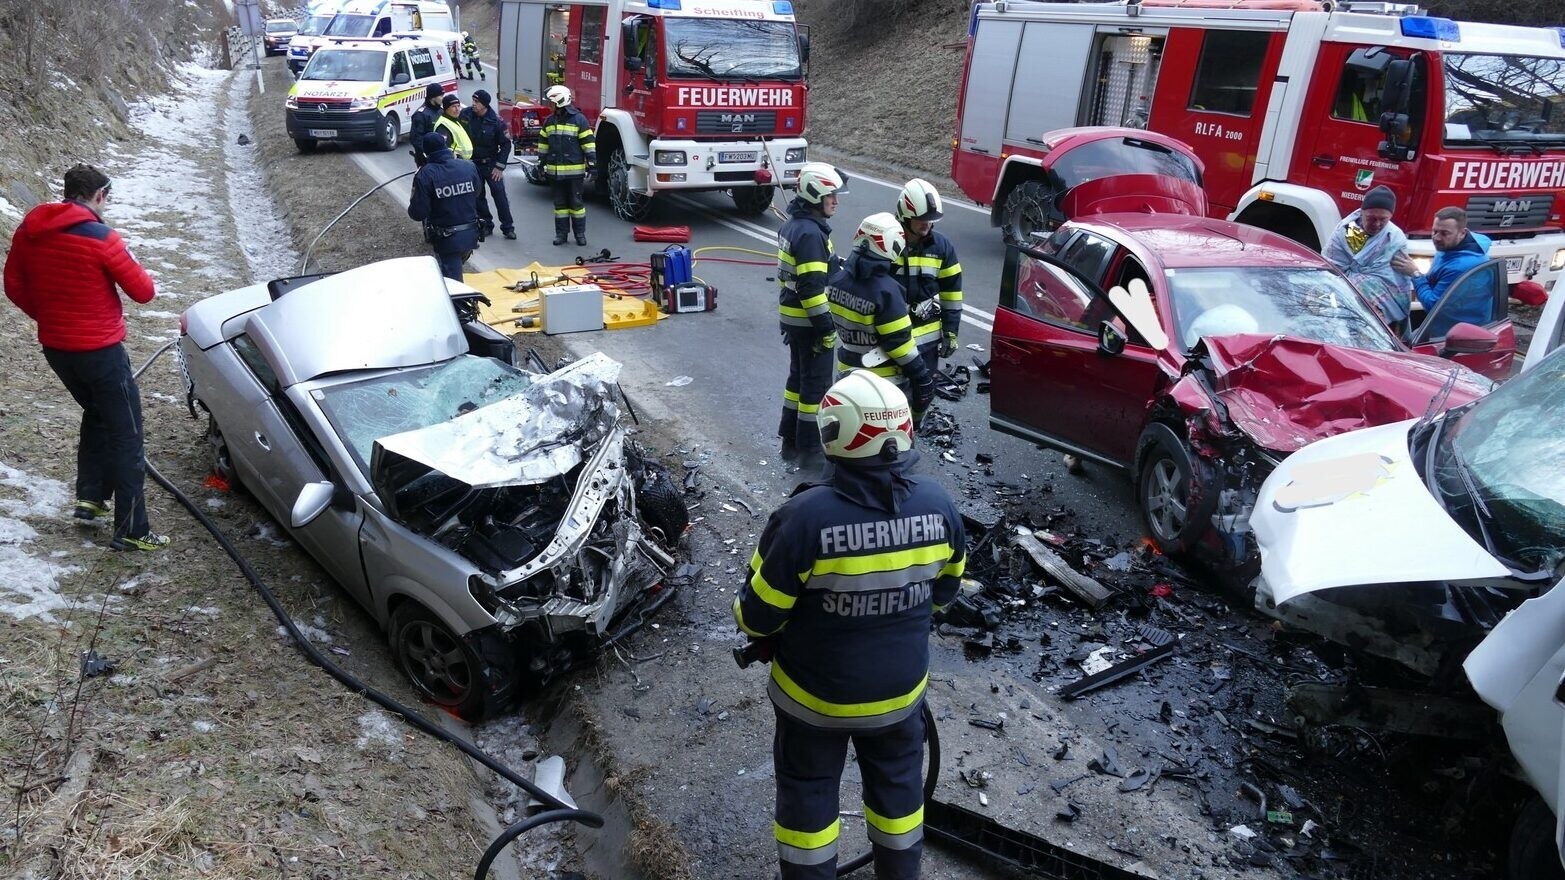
[546,85,573,108]
[852,212,907,263]
[895,178,944,224]
[818,370,915,460]
[796,162,848,205]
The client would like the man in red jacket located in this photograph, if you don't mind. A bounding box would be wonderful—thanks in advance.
[4,164,168,551]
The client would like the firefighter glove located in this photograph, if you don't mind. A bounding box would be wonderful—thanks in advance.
[816,331,838,353]
[939,331,958,358]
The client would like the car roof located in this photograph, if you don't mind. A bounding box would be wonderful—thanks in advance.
[1070,214,1331,271]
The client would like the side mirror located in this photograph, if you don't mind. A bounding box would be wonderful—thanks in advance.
[625,56,643,72]
[1378,59,1416,161]
[798,32,810,65]
[1441,322,1499,356]
[1097,321,1127,357]
[391,71,411,85]
[291,481,336,527]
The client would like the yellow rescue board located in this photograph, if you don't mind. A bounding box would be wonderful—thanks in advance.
[463,263,663,333]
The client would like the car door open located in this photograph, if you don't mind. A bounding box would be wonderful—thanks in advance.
[1409,257,1515,380]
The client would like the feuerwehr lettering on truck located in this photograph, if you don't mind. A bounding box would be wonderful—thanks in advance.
[675,87,795,107]
[1447,160,1565,190]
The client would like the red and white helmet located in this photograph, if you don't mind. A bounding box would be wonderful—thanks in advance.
[896,178,944,224]
[796,162,848,205]
[818,370,915,460]
[852,212,907,262]
[546,85,573,108]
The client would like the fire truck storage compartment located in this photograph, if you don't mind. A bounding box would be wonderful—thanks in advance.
[1086,34,1166,129]
[498,1,549,108]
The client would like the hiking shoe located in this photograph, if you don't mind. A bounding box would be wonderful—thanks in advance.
[73,500,110,521]
[111,533,171,552]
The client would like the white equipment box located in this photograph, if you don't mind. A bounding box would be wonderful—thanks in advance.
[540,284,604,334]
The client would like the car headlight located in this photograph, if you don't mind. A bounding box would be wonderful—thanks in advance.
[654,150,687,166]
[784,147,806,163]
[1551,248,1565,271]
[1411,255,1434,275]
[285,95,299,109]
[348,96,378,111]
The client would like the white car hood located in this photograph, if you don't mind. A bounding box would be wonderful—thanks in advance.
[1252,418,1507,605]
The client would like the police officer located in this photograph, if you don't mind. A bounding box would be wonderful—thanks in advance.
[407,131,481,281]
[409,83,445,167]
[776,163,847,473]
[461,89,515,241]
[433,93,474,161]
[460,31,484,81]
[735,369,966,880]
[539,85,595,246]
[893,179,963,377]
[829,213,936,423]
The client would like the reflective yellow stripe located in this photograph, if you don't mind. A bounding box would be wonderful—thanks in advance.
[780,305,810,318]
[876,314,911,334]
[782,389,801,402]
[772,664,927,718]
[937,262,962,278]
[750,551,796,610]
[547,162,587,172]
[812,543,952,577]
[941,558,966,578]
[829,304,875,325]
[733,595,769,638]
[887,339,918,360]
[905,256,942,269]
[865,804,924,835]
[939,290,964,302]
[777,250,796,265]
[775,819,840,850]
[797,400,819,414]
[798,292,828,309]
[795,261,829,274]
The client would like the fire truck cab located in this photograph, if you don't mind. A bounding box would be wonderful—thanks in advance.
[954,0,1565,294]
[498,0,810,220]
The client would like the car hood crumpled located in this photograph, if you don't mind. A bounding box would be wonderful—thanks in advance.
[375,352,623,489]
[1182,334,1492,454]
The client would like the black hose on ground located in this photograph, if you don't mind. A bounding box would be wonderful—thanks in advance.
[133,344,598,879]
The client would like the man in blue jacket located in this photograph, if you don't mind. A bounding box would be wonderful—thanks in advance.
[735,369,965,880]
[407,132,481,281]
[1394,206,1493,339]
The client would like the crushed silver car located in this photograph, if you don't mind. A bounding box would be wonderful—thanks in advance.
[177,257,687,719]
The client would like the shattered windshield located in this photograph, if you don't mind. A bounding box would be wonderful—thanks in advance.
[301,49,387,82]
[314,356,533,474]
[1167,267,1400,353]
[1433,347,1565,570]
[664,19,801,81]
[1442,54,1565,148]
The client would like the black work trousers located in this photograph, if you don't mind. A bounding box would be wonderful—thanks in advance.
[778,331,832,456]
[432,248,471,281]
[43,343,150,541]
[551,175,585,238]
[474,163,514,234]
[773,705,926,880]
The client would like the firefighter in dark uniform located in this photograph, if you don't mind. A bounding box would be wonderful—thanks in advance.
[735,368,966,880]
[776,162,847,473]
[407,131,481,281]
[460,31,484,80]
[461,89,515,240]
[829,213,936,423]
[539,84,596,246]
[409,82,446,167]
[893,178,963,377]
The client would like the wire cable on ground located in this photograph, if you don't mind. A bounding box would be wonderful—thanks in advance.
[299,169,416,274]
[133,344,599,880]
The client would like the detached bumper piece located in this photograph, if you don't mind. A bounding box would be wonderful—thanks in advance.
[925,798,1152,880]
[1058,624,1176,701]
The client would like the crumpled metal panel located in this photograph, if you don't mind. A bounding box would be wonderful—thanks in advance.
[376,353,623,488]
[1190,334,1492,453]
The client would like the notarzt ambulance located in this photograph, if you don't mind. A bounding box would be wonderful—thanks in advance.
[285,36,457,153]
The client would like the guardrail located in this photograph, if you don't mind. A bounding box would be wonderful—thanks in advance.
[223,27,264,70]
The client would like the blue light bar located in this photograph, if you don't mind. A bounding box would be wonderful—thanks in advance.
[773,1,794,14]
[646,0,681,8]
[1400,16,1459,42]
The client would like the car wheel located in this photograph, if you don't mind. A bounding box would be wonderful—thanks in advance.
[204,415,246,493]
[294,137,317,154]
[388,603,493,721]
[1001,180,1060,245]
[636,461,688,545]
[731,184,775,216]
[608,146,654,222]
[1509,796,1565,880]
[377,113,399,152]
[1135,423,1216,556]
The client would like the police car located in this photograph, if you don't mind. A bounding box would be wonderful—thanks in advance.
[284,36,456,153]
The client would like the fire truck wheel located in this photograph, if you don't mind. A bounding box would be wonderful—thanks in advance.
[1001,180,1060,245]
[294,137,318,154]
[731,185,775,216]
[607,146,654,222]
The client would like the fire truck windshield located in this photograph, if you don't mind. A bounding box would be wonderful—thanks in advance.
[1443,54,1565,149]
[324,13,378,38]
[664,19,801,81]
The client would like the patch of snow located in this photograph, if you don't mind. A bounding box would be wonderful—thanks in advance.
[192,720,215,733]
[0,461,70,518]
[0,193,22,220]
[137,309,181,320]
[278,623,333,645]
[355,709,404,751]
[205,498,226,509]
[185,606,222,617]
[0,462,85,621]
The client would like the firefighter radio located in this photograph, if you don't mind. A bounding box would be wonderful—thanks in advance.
[650,245,717,314]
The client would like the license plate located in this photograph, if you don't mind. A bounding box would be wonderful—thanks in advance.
[718,151,757,163]
[1505,256,1524,275]
[308,129,336,138]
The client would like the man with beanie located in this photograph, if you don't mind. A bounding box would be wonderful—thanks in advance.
[433,93,474,163]
[1325,184,1417,328]
[461,89,515,241]
[407,131,481,281]
[735,369,965,880]
[1396,206,1494,339]
[409,82,446,168]
[776,162,847,473]
[4,164,167,551]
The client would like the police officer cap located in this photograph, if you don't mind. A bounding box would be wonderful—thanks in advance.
[421,132,448,156]
[472,89,491,107]
[442,93,461,108]
[425,83,444,100]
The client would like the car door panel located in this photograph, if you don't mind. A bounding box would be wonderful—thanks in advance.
[1410,257,1515,380]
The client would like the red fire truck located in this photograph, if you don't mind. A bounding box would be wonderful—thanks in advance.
[498,0,810,220]
[953,0,1565,294]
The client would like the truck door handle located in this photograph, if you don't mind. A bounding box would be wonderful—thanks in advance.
[1311,154,1336,168]
[255,432,271,452]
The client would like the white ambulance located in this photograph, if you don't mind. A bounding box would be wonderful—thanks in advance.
[284,36,457,153]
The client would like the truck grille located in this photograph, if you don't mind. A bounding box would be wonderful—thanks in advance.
[291,100,356,125]
[696,111,776,134]
[1464,193,1554,231]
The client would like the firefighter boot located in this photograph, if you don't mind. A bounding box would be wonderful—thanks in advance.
[553,216,568,246]
[572,216,587,247]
